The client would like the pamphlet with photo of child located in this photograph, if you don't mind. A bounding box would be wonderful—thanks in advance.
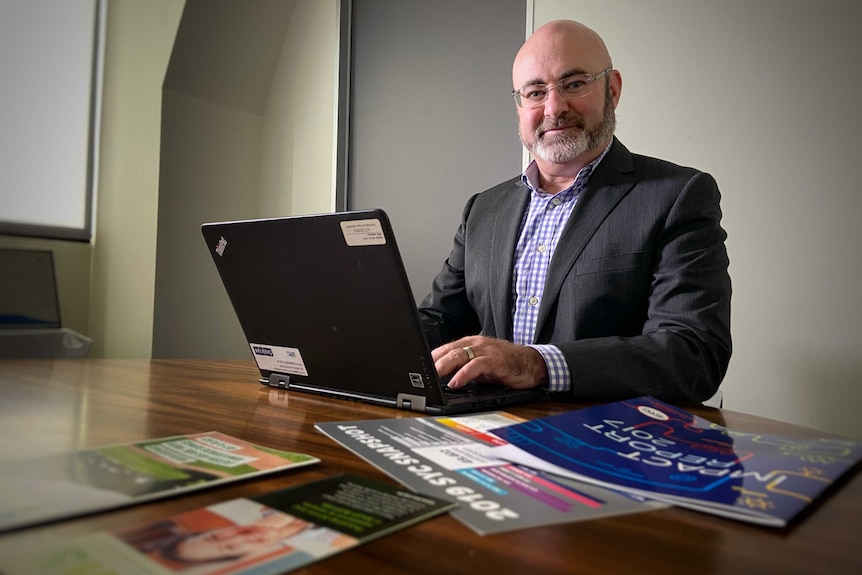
[0,474,456,575]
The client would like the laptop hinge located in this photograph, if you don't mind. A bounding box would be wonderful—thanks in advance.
[266,373,290,389]
[396,393,427,412]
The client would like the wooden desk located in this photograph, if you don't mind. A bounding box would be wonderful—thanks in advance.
[0,359,859,574]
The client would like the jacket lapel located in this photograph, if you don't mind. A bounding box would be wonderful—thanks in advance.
[534,139,637,340]
[489,179,530,339]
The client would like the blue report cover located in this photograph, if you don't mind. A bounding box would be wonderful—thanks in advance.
[488,396,862,527]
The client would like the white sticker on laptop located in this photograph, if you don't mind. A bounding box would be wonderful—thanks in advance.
[340,219,386,246]
[250,343,308,376]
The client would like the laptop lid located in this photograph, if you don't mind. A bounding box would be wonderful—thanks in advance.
[202,210,543,414]
[0,248,62,330]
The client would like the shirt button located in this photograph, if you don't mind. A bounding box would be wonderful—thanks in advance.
[552,197,562,206]
[537,244,547,253]
[529,296,539,306]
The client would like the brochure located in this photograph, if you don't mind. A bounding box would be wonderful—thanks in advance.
[0,431,319,532]
[488,396,862,527]
[0,473,455,575]
[315,412,660,535]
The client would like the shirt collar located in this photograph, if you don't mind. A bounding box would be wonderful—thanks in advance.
[520,141,613,197]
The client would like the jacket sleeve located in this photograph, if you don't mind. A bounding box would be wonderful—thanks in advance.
[417,195,482,349]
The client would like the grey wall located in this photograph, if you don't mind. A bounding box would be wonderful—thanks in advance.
[533,0,862,438]
[348,0,526,302]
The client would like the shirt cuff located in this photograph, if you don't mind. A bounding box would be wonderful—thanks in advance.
[528,344,571,393]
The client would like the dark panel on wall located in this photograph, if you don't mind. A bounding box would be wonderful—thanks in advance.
[347,0,526,302]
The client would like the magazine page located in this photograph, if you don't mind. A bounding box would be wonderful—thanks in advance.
[0,474,455,575]
[316,412,660,535]
[488,396,862,527]
[0,432,319,532]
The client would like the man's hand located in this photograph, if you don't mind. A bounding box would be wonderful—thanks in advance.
[431,336,549,390]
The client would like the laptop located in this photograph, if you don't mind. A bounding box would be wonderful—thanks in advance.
[0,248,61,330]
[0,248,93,358]
[201,209,546,414]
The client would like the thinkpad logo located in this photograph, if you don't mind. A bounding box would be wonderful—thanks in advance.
[215,236,228,256]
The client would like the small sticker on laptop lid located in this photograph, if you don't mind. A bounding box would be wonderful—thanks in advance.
[340,219,386,246]
[250,343,308,376]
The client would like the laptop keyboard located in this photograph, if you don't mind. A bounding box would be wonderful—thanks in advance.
[441,380,509,398]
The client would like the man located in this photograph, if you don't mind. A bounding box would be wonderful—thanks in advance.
[418,20,731,404]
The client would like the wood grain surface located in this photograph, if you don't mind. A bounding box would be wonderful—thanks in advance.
[0,359,859,574]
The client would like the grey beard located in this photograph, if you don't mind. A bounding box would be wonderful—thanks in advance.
[522,89,616,163]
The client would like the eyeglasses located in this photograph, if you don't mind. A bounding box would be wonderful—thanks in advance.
[512,67,612,108]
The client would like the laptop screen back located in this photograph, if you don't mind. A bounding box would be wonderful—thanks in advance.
[0,248,61,330]
[202,210,446,407]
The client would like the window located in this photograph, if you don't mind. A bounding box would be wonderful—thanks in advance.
[0,0,104,241]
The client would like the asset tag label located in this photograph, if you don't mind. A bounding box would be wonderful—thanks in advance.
[249,343,309,376]
[340,219,386,246]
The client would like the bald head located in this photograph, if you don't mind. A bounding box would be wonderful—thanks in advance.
[511,20,621,180]
[513,20,613,89]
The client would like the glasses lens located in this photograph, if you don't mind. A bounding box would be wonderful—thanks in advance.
[558,74,593,98]
[516,73,598,108]
[517,87,548,107]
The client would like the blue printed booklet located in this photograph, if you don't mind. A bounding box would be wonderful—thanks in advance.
[487,396,862,527]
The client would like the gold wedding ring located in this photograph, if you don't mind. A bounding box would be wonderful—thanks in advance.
[462,346,475,361]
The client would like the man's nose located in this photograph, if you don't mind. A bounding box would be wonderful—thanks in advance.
[543,86,568,117]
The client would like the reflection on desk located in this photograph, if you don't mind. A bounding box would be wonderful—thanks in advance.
[0,359,859,575]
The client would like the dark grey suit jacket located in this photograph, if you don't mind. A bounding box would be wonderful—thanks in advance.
[418,138,731,404]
